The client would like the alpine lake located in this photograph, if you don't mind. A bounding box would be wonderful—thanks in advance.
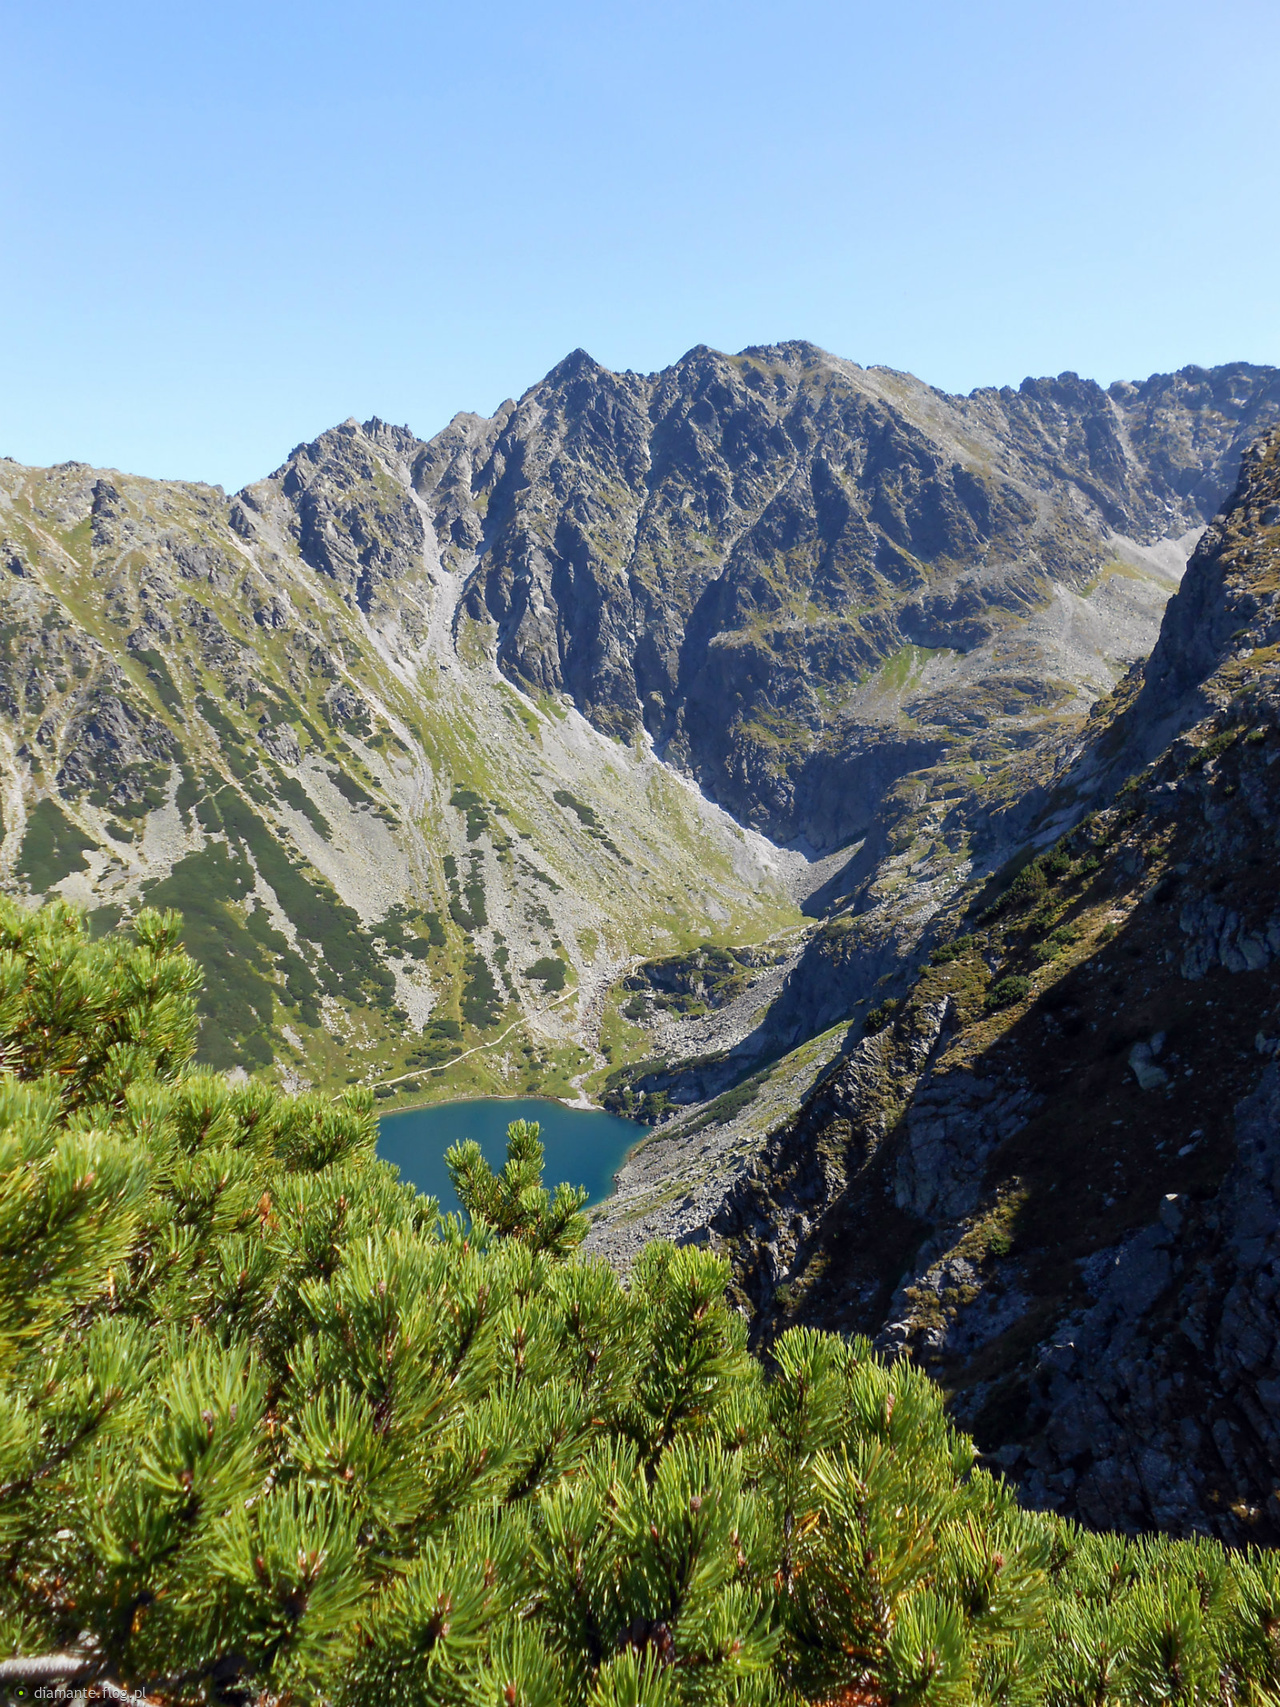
[377,1097,647,1216]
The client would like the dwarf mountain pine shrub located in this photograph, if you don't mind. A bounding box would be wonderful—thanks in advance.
[1,899,1278,1706]
[985,974,1032,1012]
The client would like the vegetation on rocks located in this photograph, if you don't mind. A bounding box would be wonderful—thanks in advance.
[0,437,803,1110]
[623,946,764,1019]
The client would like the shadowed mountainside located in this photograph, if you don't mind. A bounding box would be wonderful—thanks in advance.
[709,425,1280,1543]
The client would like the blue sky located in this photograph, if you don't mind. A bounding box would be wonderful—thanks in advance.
[3,0,1277,490]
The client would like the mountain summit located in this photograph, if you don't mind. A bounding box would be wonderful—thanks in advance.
[417,345,1280,847]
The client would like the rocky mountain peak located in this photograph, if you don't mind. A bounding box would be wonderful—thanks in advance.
[420,346,1280,847]
[738,339,833,367]
[543,345,606,379]
[1139,421,1280,719]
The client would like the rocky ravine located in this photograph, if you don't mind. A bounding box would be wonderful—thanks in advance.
[702,426,1280,1544]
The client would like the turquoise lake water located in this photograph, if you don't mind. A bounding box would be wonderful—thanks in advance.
[377,1097,647,1215]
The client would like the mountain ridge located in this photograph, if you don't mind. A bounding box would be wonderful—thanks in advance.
[1,345,1277,1122]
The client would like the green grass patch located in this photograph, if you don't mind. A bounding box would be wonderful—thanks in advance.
[216,790,395,1011]
[874,644,952,694]
[680,1067,773,1135]
[985,974,1031,1012]
[268,766,333,838]
[144,841,280,1072]
[864,997,900,1035]
[553,787,629,862]
[451,787,489,841]
[327,765,378,810]
[130,648,185,718]
[929,935,974,965]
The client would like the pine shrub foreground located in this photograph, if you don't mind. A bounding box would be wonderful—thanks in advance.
[1,901,1279,1706]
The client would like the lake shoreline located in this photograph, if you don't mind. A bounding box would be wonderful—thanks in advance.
[377,1095,650,1214]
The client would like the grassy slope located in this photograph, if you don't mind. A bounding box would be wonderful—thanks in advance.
[0,458,802,1103]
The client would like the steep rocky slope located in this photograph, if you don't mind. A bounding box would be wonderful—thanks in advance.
[429,346,1279,847]
[1,348,1277,1106]
[710,425,1280,1543]
[0,434,801,1100]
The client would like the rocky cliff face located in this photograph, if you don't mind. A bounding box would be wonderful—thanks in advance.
[712,426,1280,1542]
[425,346,1280,1109]
[425,346,1280,847]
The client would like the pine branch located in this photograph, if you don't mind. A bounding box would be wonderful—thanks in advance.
[0,1404,116,1505]
[0,1656,89,1681]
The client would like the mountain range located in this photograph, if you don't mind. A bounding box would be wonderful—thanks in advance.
[3,343,1277,1109]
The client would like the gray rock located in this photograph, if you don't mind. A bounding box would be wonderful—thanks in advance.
[1129,1040,1170,1090]
[260,723,302,766]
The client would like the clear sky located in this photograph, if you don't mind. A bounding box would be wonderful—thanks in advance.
[3,0,1278,491]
